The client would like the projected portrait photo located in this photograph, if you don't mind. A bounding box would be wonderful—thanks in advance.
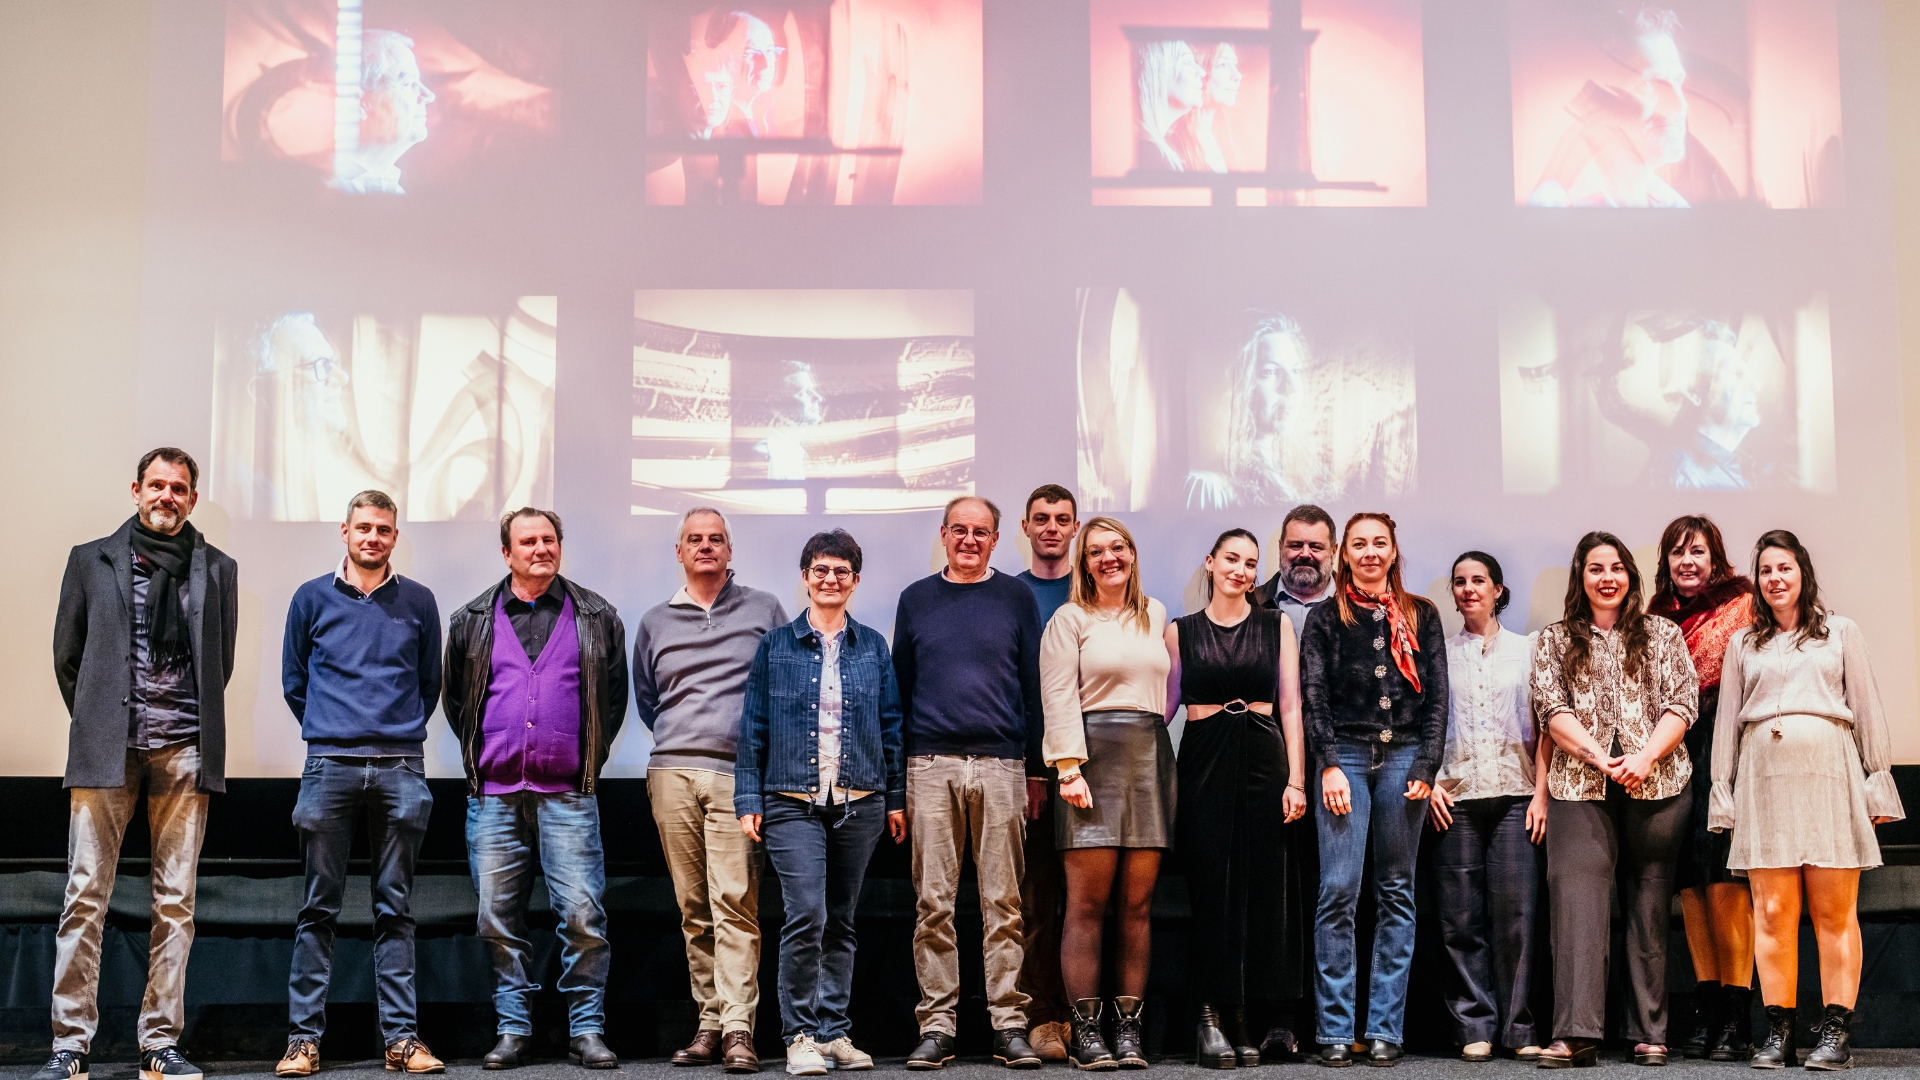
[1076,288,1416,512]
[631,291,975,514]
[210,297,558,521]
[1511,1,1843,208]
[221,0,557,195]
[644,1,983,206]
[1499,293,1835,494]
[1089,0,1426,207]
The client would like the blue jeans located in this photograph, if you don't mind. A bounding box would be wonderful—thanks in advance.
[761,793,886,1042]
[289,756,433,1044]
[467,791,611,1037]
[1313,739,1425,1045]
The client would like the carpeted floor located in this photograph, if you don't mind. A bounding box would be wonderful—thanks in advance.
[13,1053,1920,1080]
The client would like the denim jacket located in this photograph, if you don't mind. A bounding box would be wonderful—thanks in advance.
[734,611,905,817]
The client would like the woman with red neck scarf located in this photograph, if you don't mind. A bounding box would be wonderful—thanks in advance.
[1648,516,1756,1062]
[1299,513,1449,1067]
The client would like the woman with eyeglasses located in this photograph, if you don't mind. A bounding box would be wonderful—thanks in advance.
[1531,532,1698,1069]
[1041,516,1173,1070]
[1167,529,1307,1068]
[1710,531,1903,1070]
[1301,512,1448,1068]
[735,530,906,1077]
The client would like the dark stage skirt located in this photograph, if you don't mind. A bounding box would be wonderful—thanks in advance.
[1677,686,1741,890]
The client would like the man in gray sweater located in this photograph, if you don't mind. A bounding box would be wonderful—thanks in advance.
[634,508,788,1073]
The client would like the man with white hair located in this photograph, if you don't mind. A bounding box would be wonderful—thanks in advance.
[331,29,435,194]
[634,508,789,1072]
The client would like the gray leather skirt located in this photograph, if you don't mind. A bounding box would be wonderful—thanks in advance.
[1057,709,1176,850]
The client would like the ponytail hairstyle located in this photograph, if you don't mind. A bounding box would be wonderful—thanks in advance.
[1202,527,1260,602]
[1745,529,1829,650]
[1560,530,1650,681]
[1451,550,1510,615]
[1332,512,1420,632]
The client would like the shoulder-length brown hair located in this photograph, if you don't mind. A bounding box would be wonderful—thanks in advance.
[1069,516,1153,632]
[1649,514,1738,612]
[1745,530,1830,650]
[1333,512,1421,632]
[1560,530,1651,681]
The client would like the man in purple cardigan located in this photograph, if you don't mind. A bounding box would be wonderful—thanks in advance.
[443,509,629,1071]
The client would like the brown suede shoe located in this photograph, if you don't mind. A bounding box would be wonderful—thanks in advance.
[276,1039,320,1078]
[722,1031,760,1074]
[1030,1023,1069,1063]
[384,1038,445,1074]
[675,1030,723,1067]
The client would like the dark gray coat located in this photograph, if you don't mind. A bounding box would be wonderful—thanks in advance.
[54,516,240,792]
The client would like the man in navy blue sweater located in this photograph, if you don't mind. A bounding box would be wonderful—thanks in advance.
[277,491,444,1077]
[893,496,1044,1071]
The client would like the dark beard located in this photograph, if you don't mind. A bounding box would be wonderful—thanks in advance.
[1282,561,1327,595]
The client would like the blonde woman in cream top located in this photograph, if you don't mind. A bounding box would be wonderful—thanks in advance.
[1034,516,1172,1069]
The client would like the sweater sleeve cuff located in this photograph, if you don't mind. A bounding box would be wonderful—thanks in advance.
[1054,758,1084,779]
[1406,759,1438,789]
[1866,771,1906,823]
[1314,744,1340,777]
[1706,781,1735,833]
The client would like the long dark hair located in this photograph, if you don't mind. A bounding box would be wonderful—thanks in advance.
[1745,530,1830,650]
[1203,527,1260,602]
[1334,512,1421,631]
[1649,515,1739,613]
[1561,531,1651,681]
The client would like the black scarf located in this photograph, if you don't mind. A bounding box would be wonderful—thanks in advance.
[131,519,197,669]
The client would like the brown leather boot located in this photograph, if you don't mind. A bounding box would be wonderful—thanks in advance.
[674,1030,722,1066]
[721,1031,761,1074]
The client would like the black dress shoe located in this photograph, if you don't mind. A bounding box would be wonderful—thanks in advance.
[995,1030,1042,1069]
[570,1034,618,1069]
[674,1030,722,1067]
[485,1034,529,1070]
[1366,1041,1403,1067]
[1318,1045,1354,1068]
[907,1033,956,1071]
[1261,1027,1300,1063]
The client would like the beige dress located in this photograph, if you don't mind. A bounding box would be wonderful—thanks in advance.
[1708,615,1905,870]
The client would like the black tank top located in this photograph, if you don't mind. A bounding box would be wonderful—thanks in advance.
[1176,607,1282,706]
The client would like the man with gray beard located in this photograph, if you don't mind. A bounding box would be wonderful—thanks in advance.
[1254,504,1337,628]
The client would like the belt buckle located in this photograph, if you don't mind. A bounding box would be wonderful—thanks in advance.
[1222,699,1249,715]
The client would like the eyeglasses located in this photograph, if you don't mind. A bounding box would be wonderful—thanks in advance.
[808,566,853,582]
[945,525,995,541]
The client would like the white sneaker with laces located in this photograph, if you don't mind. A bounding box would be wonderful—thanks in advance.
[787,1035,828,1076]
[820,1037,873,1071]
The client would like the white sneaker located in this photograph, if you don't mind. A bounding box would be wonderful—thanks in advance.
[787,1035,828,1076]
[820,1037,873,1071]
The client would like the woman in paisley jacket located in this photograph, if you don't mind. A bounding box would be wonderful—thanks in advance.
[1530,531,1698,1069]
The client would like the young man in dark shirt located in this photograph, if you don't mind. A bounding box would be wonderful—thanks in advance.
[893,497,1044,1070]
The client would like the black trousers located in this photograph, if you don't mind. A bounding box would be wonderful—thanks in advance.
[1177,709,1303,1006]
[1435,794,1543,1048]
[1545,783,1690,1043]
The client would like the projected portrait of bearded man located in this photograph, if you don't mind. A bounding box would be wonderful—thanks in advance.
[330,29,436,194]
[245,312,400,520]
[754,359,827,481]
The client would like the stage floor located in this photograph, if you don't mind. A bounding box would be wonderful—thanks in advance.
[13,1054,1920,1080]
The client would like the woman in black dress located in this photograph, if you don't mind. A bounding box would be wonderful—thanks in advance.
[1166,529,1308,1068]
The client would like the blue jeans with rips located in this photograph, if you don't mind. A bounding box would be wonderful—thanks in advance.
[1313,739,1426,1046]
[761,792,886,1043]
[467,790,611,1037]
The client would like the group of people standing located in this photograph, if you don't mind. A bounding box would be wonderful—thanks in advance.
[36,448,1906,1080]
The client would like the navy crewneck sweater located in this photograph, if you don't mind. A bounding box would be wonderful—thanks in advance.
[891,570,1044,772]
[283,572,443,755]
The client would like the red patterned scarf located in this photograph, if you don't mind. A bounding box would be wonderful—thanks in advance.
[1347,584,1421,693]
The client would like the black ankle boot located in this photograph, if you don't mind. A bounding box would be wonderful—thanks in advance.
[1071,998,1118,1071]
[1752,1005,1798,1069]
[1195,1004,1236,1070]
[1713,984,1756,1061]
[1112,997,1147,1069]
[1805,1005,1853,1071]
[1684,982,1722,1059]
[1228,1006,1260,1068]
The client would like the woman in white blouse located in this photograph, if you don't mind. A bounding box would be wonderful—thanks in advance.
[1040,516,1173,1070]
[1709,531,1904,1070]
[1427,553,1549,1063]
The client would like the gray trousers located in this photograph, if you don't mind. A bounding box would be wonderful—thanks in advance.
[1545,785,1689,1044]
[52,744,209,1053]
[1435,794,1542,1048]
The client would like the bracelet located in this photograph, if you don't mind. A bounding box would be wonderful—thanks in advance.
[1286,782,1305,792]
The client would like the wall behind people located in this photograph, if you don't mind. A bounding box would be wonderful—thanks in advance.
[6,0,1920,777]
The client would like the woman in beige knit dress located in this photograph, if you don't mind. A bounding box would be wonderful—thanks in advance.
[1708,530,1904,1071]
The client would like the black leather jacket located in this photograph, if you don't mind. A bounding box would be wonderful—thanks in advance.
[1299,594,1449,786]
[444,575,629,796]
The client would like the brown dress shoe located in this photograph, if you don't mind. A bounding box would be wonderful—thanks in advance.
[722,1031,761,1074]
[276,1038,320,1078]
[384,1038,444,1074]
[675,1030,723,1066]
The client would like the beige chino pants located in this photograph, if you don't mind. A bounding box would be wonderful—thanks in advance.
[907,754,1030,1035]
[648,768,761,1033]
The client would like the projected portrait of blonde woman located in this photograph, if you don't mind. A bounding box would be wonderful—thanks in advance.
[1133,40,1205,172]
[210,298,558,521]
[1497,294,1836,494]
[1511,1,1843,208]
